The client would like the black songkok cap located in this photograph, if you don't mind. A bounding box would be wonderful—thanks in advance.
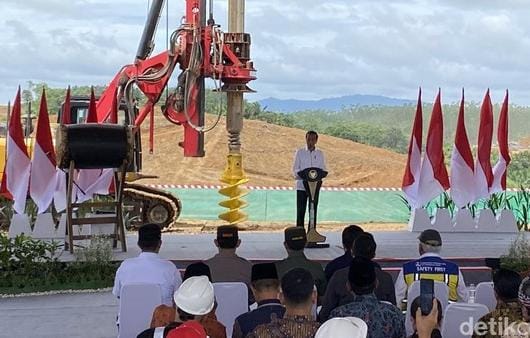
[251,263,278,282]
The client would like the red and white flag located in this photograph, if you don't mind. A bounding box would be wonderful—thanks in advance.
[474,90,494,201]
[402,88,423,209]
[54,87,71,212]
[491,90,510,193]
[30,89,58,213]
[450,90,475,207]
[77,169,104,202]
[417,90,450,206]
[86,87,98,123]
[77,168,114,202]
[3,88,31,214]
[76,89,113,202]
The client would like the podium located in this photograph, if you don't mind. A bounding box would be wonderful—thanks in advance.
[297,167,329,248]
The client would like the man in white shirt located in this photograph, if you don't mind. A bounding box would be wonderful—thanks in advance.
[112,223,182,307]
[292,130,327,229]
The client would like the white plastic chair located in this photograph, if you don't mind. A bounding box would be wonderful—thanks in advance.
[213,282,248,337]
[8,213,32,238]
[441,303,489,338]
[406,280,449,336]
[118,283,162,338]
[475,282,496,311]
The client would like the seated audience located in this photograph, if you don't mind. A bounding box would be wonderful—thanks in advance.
[473,269,523,338]
[276,227,327,298]
[112,223,181,325]
[409,297,442,338]
[205,225,253,302]
[324,224,364,280]
[320,232,395,320]
[395,229,468,307]
[138,276,225,338]
[315,317,368,338]
[330,257,405,338]
[232,263,286,338]
[248,268,321,338]
[151,262,219,329]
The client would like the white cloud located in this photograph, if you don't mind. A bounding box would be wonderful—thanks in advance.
[1,0,530,106]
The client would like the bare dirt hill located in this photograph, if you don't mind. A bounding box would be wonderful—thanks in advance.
[0,106,6,121]
[140,114,406,187]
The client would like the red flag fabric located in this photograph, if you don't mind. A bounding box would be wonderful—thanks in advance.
[86,87,98,123]
[491,90,510,193]
[450,89,475,207]
[402,88,423,209]
[4,88,31,214]
[109,91,118,124]
[61,86,71,125]
[474,90,494,200]
[0,170,12,199]
[30,89,58,213]
[417,90,449,206]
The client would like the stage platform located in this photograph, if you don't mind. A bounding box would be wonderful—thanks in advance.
[59,230,519,284]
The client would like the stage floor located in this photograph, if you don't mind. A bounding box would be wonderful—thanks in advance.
[60,230,518,263]
[54,229,518,288]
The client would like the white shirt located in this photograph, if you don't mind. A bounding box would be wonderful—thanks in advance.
[112,252,182,306]
[292,147,327,190]
[394,252,468,306]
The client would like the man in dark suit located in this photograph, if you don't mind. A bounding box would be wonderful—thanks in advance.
[324,224,364,281]
[319,232,396,321]
[232,263,285,338]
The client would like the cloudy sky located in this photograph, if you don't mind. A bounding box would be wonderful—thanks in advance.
[1,0,530,105]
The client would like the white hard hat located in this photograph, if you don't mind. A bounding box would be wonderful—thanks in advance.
[173,276,215,316]
[315,317,368,338]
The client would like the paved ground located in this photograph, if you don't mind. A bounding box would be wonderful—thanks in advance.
[0,292,118,338]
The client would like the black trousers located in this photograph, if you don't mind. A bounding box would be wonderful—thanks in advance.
[296,189,320,228]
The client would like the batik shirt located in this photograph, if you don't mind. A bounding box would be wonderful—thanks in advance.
[247,314,320,338]
[472,301,523,338]
[330,293,405,338]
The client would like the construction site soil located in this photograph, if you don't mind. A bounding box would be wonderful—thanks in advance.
[0,107,408,231]
[139,114,406,188]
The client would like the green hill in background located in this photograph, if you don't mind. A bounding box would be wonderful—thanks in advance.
[6,82,530,187]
